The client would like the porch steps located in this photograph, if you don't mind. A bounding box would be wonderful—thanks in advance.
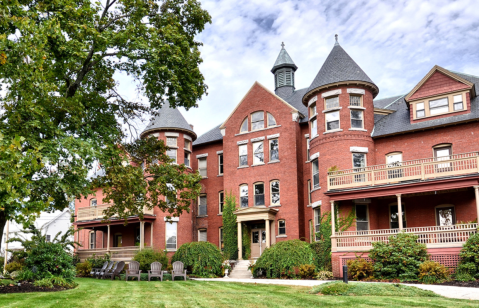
[228,260,253,279]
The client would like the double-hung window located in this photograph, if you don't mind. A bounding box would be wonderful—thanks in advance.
[166,221,178,250]
[198,194,207,216]
[350,110,363,129]
[184,152,190,167]
[429,97,449,115]
[218,154,223,175]
[251,111,264,130]
[416,102,425,118]
[239,145,248,166]
[253,141,264,165]
[167,148,177,164]
[325,96,339,109]
[356,204,369,232]
[184,139,191,151]
[386,152,403,179]
[278,220,286,235]
[269,139,279,161]
[219,191,224,214]
[311,119,318,137]
[240,185,248,208]
[325,111,340,131]
[434,145,452,171]
[254,183,265,206]
[198,229,207,242]
[453,94,464,111]
[352,153,366,182]
[89,232,96,249]
[310,103,317,117]
[312,159,319,189]
[271,181,280,205]
[314,208,321,241]
[166,137,177,147]
[198,157,207,177]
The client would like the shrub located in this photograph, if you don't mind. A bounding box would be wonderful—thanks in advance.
[310,241,332,271]
[172,242,223,277]
[253,240,315,278]
[347,257,374,281]
[24,242,76,281]
[457,233,479,279]
[16,269,35,282]
[5,261,23,273]
[317,270,334,280]
[33,278,54,288]
[133,248,169,272]
[298,264,316,279]
[311,281,439,297]
[33,276,77,289]
[369,233,429,281]
[86,253,111,269]
[76,261,92,277]
[418,261,450,284]
[316,282,351,295]
[222,192,238,260]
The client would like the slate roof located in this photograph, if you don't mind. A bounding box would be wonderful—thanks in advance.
[373,95,405,109]
[283,88,309,123]
[306,43,377,95]
[141,104,196,139]
[193,123,223,146]
[271,46,298,73]
[372,71,479,137]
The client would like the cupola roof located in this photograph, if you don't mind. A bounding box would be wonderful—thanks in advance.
[141,104,196,140]
[271,42,298,73]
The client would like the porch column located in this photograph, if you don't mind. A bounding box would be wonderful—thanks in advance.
[237,222,242,260]
[396,194,404,231]
[106,225,110,253]
[330,201,335,236]
[265,219,270,248]
[474,186,479,223]
[140,221,145,250]
[150,222,154,248]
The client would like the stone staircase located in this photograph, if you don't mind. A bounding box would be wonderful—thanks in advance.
[228,260,253,279]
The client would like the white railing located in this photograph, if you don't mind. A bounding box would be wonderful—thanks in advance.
[77,204,155,221]
[332,223,478,251]
[328,151,479,190]
[76,246,149,261]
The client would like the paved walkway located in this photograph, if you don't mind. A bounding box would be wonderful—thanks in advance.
[192,278,479,301]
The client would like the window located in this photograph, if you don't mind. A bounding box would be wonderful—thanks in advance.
[307,180,311,205]
[429,97,449,115]
[240,118,248,133]
[240,185,248,208]
[184,139,191,151]
[312,159,319,189]
[325,96,339,109]
[218,154,223,175]
[306,138,310,160]
[325,111,340,131]
[311,119,318,137]
[356,204,369,231]
[454,94,464,111]
[219,227,224,251]
[167,149,177,164]
[198,229,207,242]
[89,232,96,249]
[386,152,403,179]
[271,181,280,205]
[436,206,456,226]
[219,191,224,214]
[166,221,177,250]
[166,137,177,147]
[251,111,264,131]
[46,235,51,242]
[90,199,97,207]
[350,110,363,129]
[278,220,286,235]
[310,103,317,117]
[254,183,265,206]
[198,194,207,216]
[314,208,321,241]
[390,204,407,229]
[416,102,425,118]
[184,152,190,167]
[267,113,276,127]
[253,141,264,165]
[352,153,366,182]
[349,95,361,106]
[269,139,279,161]
[239,144,248,166]
[198,157,207,177]
[434,145,452,170]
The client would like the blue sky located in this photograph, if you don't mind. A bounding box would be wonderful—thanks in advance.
[126,0,479,137]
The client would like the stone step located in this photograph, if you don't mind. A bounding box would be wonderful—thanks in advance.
[229,273,253,279]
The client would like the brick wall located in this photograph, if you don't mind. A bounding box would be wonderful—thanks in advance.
[409,71,470,101]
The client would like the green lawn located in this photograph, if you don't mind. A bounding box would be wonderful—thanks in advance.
[0,278,477,308]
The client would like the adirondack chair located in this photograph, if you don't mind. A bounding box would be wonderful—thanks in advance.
[148,262,163,282]
[125,261,142,281]
[96,261,114,279]
[105,261,125,281]
[171,261,187,281]
[90,261,108,277]
[100,262,117,279]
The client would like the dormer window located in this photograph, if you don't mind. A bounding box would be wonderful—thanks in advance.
[429,97,449,115]
[251,111,264,131]
[325,96,339,110]
[416,102,425,118]
[453,95,464,111]
[411,92,467,120]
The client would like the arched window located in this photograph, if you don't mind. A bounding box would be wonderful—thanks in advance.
[270,180,280,205]
[240,117,248,133]
[90,199,97,207]
[267,113,277,127]
[251,111,264,131]
[240,184,248,208]
[254,182,265,206]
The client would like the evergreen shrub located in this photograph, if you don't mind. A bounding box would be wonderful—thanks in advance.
[24,242,76,281]
[418,261,450,284]
[75,261,92,277]
[171,242,223,277]
[347,257,374,281]
[133,248,169,272]
[86,253,111,269]
[456,233,479,279]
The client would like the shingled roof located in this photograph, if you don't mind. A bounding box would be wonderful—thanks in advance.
[141,104,196,139]
[271,44,298,73]
[193,123,223,146]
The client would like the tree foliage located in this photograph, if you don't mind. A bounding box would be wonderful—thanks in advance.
[222,192,237,260]
[172,242,223,277]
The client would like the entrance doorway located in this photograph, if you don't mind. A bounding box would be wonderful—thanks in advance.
[114,234,122,247]
[251,228,266,259]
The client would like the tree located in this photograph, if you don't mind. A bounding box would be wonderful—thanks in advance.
[222,192,238,259]
[0,0,211,243]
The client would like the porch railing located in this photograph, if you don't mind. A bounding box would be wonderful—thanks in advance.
[327,151,479,190]
[332,223,478,251]
[77,204,155,222]
[76,246,149,261]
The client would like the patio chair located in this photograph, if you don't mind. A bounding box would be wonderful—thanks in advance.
[171,261,187,281]
[125,261,142,281]
[105,261,125,281]
[148,262,163,282]
[90,261,108,277]
[100,262,117,279]
[96,261,114,279]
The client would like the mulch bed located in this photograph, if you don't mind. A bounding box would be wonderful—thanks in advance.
[0,282,72,294]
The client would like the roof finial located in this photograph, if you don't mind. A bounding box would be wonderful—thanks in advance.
[335,34,339,45]
[281,42,285,49]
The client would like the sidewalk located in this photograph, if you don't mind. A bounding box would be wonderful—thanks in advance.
[192,278,479,301]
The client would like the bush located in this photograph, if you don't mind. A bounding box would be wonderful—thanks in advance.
[298,264,316,279]
[316,282,351,295]
[5,261,23,273]
[317,270,334,280]
[311,281,439,297]
[33,276,77,289]
[24,242,76,281]
[76,261,92,277]
[253,240,315,278]
[457,233,479,279]
[369,233,429,281]
[133,248,169,272]
[172,242,223,277]
[418,261,450,284]
[86,253,111,269]
[347,257,374,281]
[310,241,332,271]
[16,269,35,282]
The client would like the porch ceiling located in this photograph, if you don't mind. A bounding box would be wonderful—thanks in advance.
[234,206,278,222]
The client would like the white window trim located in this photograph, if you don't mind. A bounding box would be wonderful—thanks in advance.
[350,147,368,153]
[325,110,340,132]
[321,89,342,98]
[270,180,280,206]
[269,139,279,162]
[218,153,223,175]
[350,109,364,130]
[253,182,265,206]
[252,141,264,165]
[251,111,265,131]
[165,221,178,251]
[219,191,224,214]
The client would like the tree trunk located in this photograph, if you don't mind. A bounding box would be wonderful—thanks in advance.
[0,212,6,252]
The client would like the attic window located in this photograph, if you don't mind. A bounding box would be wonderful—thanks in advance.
[453,95,464,111]
[251,111,264,131]
[412,92,467,120]
[267,113,276,127]
[429,98,448,115]
[240,117,248,133]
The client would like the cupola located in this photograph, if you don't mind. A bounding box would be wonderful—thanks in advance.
[271,42,298,99]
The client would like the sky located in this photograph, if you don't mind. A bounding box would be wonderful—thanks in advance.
[121,0,479,137]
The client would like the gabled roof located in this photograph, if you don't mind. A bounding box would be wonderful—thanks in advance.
[141,104,196,140]
[373,95,405,109]
[193,123,223,146]
[271,44,298,73]
[304,42,378,101]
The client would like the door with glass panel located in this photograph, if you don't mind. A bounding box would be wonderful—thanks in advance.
[386,152,403,180]
[436,206,456,243]
[353,153,366,183]
[250,228,266,258]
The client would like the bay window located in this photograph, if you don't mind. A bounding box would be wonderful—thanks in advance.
[325,111,340,131]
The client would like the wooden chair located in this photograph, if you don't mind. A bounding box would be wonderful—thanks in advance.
[171,261,187,281]
[148,262,163,282]
[125,261,142,281]
[96,261,114,279]
[91,261,108,278]
[101,262,117,279]
[105,261,125,281]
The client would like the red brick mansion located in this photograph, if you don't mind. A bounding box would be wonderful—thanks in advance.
[75,38,479,277]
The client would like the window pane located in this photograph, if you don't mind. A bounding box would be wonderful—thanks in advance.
[268,113,276,126]
[351,110,363,120]
[416,110,425,118]
[353,153,366,168]
[350,95,361,106]
[436,148,451,158]
[184,153,190,167]
[253,142,264,164]
[454,102,464,111]
[254,183,264,205]
[166,222,177,249]
[356,204,368,221]
[252,120,264,130]
[241,119,248,132]
[239,156,248,166]
[311,119,317,136]
[166,137,177,147]
[429,97,449,115]
[357,222,369,231]
[199,230,207,242]
[252,231,259,243]
[239,145,247,155]
[278,220,286,235]
[351,119,363,128]
[416,102,425,110]
[310,104,316,116]
[252,111,264,122]
[326,111,339,121]
[270,139,279,161]
[438,208,454,226]
[240,185,248,207]
[167,149,177,163]
[453,95,463,103]
[312,160,319,173]
[325,96,339,109]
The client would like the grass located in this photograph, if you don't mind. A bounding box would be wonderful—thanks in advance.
[312,282,438,297]
[0,278,478,308]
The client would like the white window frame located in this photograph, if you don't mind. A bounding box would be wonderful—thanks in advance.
[310,103,317,117]
[219,191,224,214]
[312,159,319,189]
[251,111,265,131]
[412,91,468,120]
[240,184,248,208]
[240,117,248,133]
[254,182,265,206]
[166,137,177,147]
[198,229,207,242]
[267,112,277,127]
[198,194,207,216]
[278,220,286,235]
[184,151,191,167]
[239,144,248,167]
[184,139,191,151]
[416,102,425,118]
[350,109,364,129]
[311,119,318,137]
[270,180,280,205]
[165,221,178,251]
[314,208,321,241]
[324,96,339,110]
[269,139,279,162]
[167,148,177,164]
[89,231,96,249]
[349,94,362,107]
[198,157,207,178]
[325,110,340,132]
[218,154,223,175]
[252,141,264,165]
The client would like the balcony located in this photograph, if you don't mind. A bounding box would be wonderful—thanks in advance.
[77,204,155,222]
[328,151,479,191]
[332,223,478,252]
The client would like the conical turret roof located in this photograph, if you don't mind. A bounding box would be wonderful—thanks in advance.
[271,43,298,73]
[141,104,196,140]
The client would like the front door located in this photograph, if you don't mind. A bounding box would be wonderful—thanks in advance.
[250,228,266,259]
[436,207,456,243]
[114,234,122,247]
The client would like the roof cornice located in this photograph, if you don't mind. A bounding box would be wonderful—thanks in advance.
[302,80,379,106]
